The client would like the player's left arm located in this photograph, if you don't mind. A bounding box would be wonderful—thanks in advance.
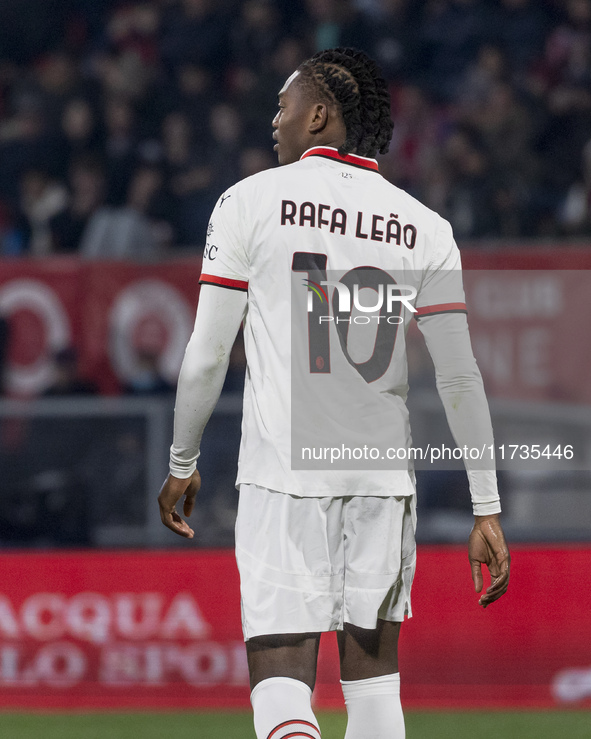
[158,284,247,538]
[417,310,510,606]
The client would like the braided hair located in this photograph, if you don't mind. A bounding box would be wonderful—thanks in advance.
[297,47,393,158]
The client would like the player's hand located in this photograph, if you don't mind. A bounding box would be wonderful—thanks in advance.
[158,471,201,538]
[468,513,510,608]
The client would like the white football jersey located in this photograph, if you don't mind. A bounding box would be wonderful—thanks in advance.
[200,146,466,497]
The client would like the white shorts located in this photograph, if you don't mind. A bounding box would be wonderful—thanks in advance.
[235,484,417,641]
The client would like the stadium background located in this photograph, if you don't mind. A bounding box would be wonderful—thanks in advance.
[0,1,590,736]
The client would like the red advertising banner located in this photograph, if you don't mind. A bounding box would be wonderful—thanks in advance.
[462,270,591,404]
[0,551,246,710]
[0,547,589,710]
[460,248,591,404]
[0,258,202,396]
[0,248,591,399]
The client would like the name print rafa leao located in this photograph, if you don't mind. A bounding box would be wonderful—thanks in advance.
[280,200,417,249]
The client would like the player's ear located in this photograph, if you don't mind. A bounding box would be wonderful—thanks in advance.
[309,103,329,133]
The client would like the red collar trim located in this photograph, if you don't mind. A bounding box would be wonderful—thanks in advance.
[300,147,379,172]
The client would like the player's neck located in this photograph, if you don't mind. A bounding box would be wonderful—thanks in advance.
[313,135,346,151]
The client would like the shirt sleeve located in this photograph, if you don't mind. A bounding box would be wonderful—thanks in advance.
[417,310,501,517]
[199,185,249,292]
[169,285,247,478]
[415,217,467,319]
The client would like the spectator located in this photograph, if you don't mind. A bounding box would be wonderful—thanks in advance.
[0,95,50,204]
[499,0,551,74]
[106,2,161,65]
[443,129,496,238]
[419,0,499,102]
[128,164,175,247]
[535,1,591,214]
[0,314,8,395]
[208,103,244,193]
[35,50,81,130]
[304,0,374,54]
[79,165,162,259]
[367,0,421,83]
[171,63,216,133]
[96,43,156,102]
[456,45,509,114]
[0,0,72,64]
[472,82,540,235]
[160,0,230,77]
[43,347,99,396]
[102,96,140,205]
[0,201,23,255]
[239,146,275,179]
[268,36,310,83]
[232,0,284,72]
[381,85,447,199]
[17,169,68,256]
[161,111,214,245]
[0,0,590,244]
[55,98,102,178]
[475,82,536,168]
[49,154,105,253]
[559,137,591,234]
[229,37,309,139]
[123,348,175,395]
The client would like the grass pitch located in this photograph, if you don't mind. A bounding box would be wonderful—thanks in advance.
[0,711,589,738]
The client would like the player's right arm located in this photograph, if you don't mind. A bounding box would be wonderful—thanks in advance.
[158,284,247,538]
[160,181,250,538]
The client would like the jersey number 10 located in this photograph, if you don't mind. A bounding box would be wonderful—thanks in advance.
[292,251,402,383]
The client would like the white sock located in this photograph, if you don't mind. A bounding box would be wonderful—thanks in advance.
[250,676,322,739]
[341,673,405,739]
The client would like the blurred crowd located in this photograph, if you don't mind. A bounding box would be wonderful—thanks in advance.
[1,0,591,257]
